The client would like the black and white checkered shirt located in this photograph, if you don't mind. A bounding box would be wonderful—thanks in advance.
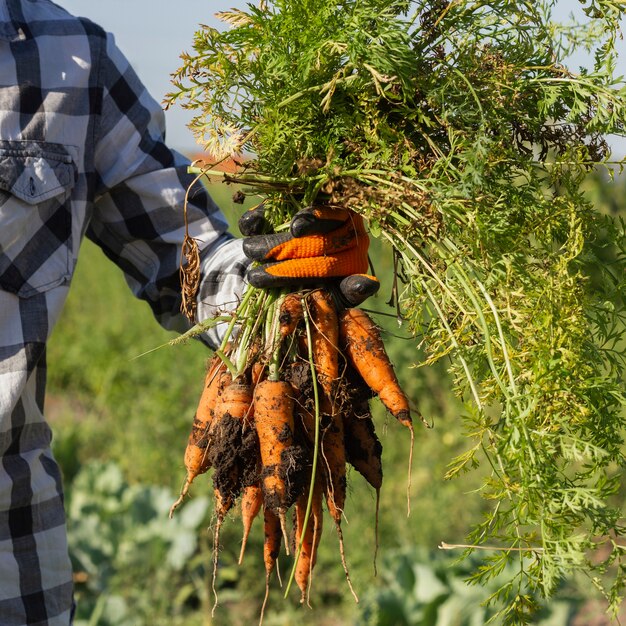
[0,1,248,623]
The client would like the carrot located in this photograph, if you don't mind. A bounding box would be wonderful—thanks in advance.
[253,379,304,511]
[288,363,350,588]
[239,483,263,565]
[279,293,304,338]
[260,506,282,624]
[293,482,323,605]
[318,395,346,525]
[339,307,413,429]
[263,506,282,579]
[308,290,354,574]
[308,289,339,399]
[170,357,231,517]
[251,360,266,386]
[344,402,383,574]
[293,289,358,599]
[339,307,416,515]
[209,381,254,614]
[210,381,254,518]
[344,403,383,491]
[306,290,346,519]
[342,363,382,490]
[316,397,358,602]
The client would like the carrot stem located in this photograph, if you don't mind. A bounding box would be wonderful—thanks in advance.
[260,577,270,626]
[218,283,256,353]
[262,291,282,381]
[235,291,268,375]
[214,348,237,379]
[268,294,284,381]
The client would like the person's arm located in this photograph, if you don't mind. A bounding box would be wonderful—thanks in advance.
[86,30,247,348]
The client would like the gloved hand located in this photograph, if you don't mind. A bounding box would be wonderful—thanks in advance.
[240,203,380,305]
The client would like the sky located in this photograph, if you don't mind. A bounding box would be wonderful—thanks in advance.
[56,1,626,157]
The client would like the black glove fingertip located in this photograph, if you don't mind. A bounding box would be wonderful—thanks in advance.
[290,207,346,237]
[238,202,271,236]
[338,274,380,306]
[290,209,318,237]
[242,232,292,261]
[246,264,294,289]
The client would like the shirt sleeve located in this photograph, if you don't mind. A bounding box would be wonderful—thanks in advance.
[86,31,248,348]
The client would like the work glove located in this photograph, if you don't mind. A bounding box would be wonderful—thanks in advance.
[240,204,380,306]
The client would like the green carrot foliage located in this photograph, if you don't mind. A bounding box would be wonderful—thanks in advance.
[167,1,626,621]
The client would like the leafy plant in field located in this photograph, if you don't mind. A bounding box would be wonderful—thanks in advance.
[67,462,211,626]
[359,548,578,626]
[167,1,626,622]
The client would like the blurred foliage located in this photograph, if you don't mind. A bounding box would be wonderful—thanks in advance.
[67,461,211,626]
[358,547,578,626]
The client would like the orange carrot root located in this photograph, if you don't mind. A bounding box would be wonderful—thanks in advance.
[170,359,231,517]
[343,407,383,491]
[260,507,282,625]
[335,521,359,604]
[319,397,346,525]
[172,282,418,611]
[339,308,414,429]
[308,289,339,398]
[254,380,303,518]
[294,483,323,605]
[210,382,254,521]
[239,483,263,565]
[279,293,304,338]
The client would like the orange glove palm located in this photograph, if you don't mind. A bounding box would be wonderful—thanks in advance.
[241,205,379,305]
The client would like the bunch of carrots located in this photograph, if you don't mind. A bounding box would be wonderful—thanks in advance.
[169,281,417,620]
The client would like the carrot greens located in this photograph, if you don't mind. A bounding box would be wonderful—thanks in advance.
[168,1,626,621]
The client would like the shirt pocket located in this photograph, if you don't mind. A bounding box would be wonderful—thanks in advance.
[0,140,77,298]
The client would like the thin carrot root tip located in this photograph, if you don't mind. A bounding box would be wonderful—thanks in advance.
[169,492,185,519]
[279,509,290,556]
[335,522,359,604]
[373,488,380,576]
[239,484,263,565]
[259,575,270,626]
[239,526,251,565]
[406,425,415,517]
[211,516,224,617]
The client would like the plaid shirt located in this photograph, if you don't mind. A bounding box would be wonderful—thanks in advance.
[0,1,248,624]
